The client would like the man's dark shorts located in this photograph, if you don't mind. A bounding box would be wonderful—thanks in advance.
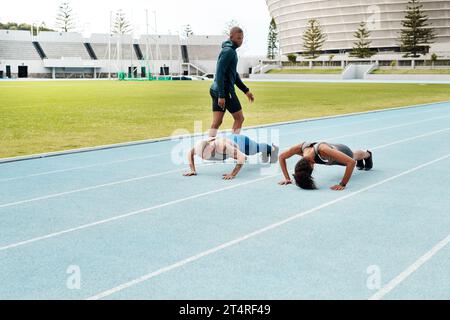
[210,89,242,114]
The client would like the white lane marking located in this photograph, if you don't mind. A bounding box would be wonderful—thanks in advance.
[0,152,169,183]
[1,113,449,209]
[369,234,450,300]
[324,114,450,141]
[0,164,212,209]
[283,106,445,137]
[1,128,449,252]
[0,175,276,251]
[372,128,450,150]
[1,104,447,182]
[87,153,450,300]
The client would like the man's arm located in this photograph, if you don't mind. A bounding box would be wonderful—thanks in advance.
[183,148,197,177]
[236,73,254,103]
[235,73,249,94]
[278,144,302,185]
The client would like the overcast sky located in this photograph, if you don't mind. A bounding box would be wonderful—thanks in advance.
[1,0,272,55]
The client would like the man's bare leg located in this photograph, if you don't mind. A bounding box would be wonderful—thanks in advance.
[231,110,245,134]
[209,111,225,137]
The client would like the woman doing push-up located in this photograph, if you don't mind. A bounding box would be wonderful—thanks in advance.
[278,141,373,191]
[184,134,279,180]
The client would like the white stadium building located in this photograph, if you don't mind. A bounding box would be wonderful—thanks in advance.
[267,0,450,55]
[0,30,228,79]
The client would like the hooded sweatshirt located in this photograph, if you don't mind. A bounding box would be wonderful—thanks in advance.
[210,40,249,99]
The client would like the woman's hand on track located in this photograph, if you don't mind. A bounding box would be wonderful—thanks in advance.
[222,173,235,180]
[330,184,345,191]
[278,179,293,185]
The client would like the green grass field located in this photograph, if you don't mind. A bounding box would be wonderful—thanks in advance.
[372,68,450,74]
[1,80,450,159]
[267,68,343,74]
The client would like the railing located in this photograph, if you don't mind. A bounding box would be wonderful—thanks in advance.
[182,62,207,76]
[32,41,47,59]
[84,43,97,60]
[133,44,144,61]
[342,63,378,79]
[181,45,189,63]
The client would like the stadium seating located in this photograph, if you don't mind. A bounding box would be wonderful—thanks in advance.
[38,42,90,59]
[0,40,41,60]
[0,30,226,78]
[187,45,220,60]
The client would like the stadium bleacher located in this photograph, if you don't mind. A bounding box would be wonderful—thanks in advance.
[35,32,90,60]
[38,42,91,60]
[187,45,221,60]
[0,30,41,60]
[139,35,181,61]
[0,30,225,78]
[0,40,41,60]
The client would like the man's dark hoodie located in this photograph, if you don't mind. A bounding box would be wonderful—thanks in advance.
[210,40,249,99]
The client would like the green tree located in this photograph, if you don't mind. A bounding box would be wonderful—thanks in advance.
[399,0,436,57]
[430,53,438,68]
[56,2,76,32]
[0,22,54,35]
[33,22,54,35]
[328,54,335,67]
[113,10,132,35]
[350,22,374,58]
[287,54,297,64]
[267,18,278,60]
[302,19,326,59]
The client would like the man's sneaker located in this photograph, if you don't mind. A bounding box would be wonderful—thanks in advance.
[364,150,373,171]
[270,144,279,164]
[357,159,365,170]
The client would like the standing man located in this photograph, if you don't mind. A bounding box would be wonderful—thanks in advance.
[209,27,255,137]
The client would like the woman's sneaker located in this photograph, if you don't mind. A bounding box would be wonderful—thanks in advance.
[357,160,365,170]
[364,150,373,171]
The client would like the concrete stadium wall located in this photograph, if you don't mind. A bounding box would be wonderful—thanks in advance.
[140,35,181,45]
[249,73,342,80]
[267,0,450,55]
[0,30,33,41]
[93,59,182,75]
[0,60,47,78]
[184,35,227,45]
[238,56,266,75]
[36,32,84,43]
[0,30,240,78]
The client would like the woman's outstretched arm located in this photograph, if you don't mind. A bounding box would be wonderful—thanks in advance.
[320,146,357,190]
[278,144,302,185]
